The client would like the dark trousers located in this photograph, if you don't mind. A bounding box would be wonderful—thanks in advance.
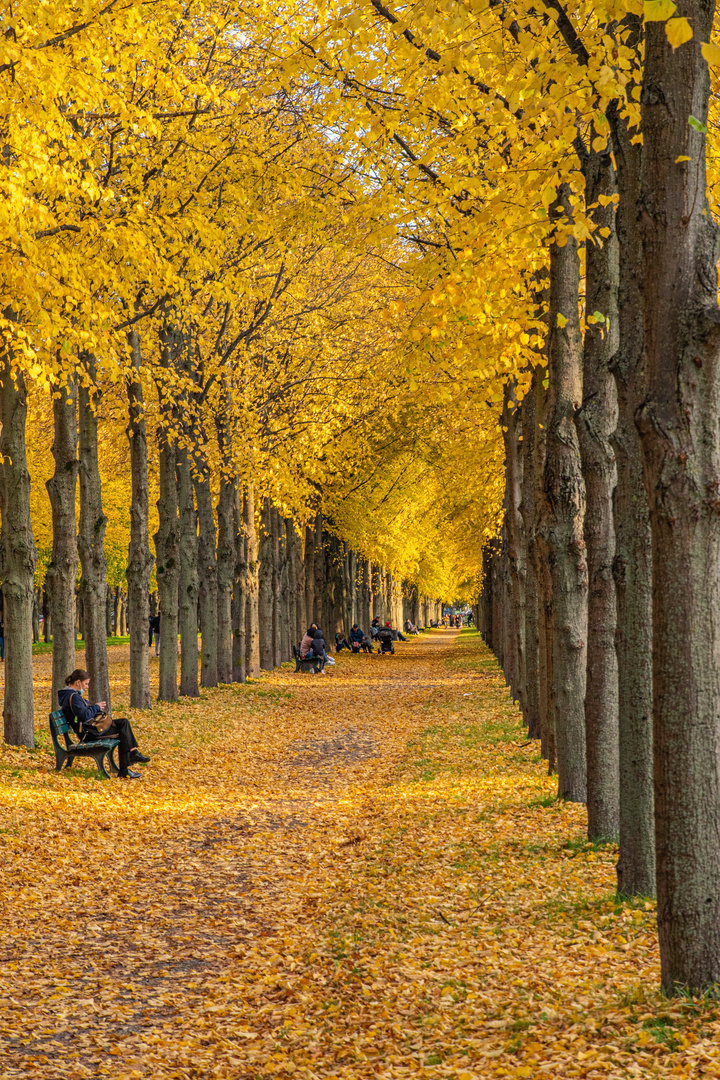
[85,717,138,776]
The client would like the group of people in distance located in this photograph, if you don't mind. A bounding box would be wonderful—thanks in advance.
[329,615,421,658]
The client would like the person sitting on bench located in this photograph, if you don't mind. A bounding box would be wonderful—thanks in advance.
[335,632,351,652]
[300,624,317,658]
[377,624,394,655]
[58,669,150,780]
[404,619,419,635]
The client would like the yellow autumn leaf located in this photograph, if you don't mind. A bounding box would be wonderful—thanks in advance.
[666,17,693,48]
[556,313,568,328]
[701,40,720,65]
[644,0,677,19]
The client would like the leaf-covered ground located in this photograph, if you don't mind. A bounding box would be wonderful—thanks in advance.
[1,628,719,1079]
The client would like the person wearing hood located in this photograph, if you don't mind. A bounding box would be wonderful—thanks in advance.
[58,669,150,780]
[300,624,317,658]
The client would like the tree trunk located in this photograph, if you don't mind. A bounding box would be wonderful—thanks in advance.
[520,366,541,740]
[258,498,274,670]
[543,188,588,802]
[502,380,525,711]
[216,421,236,685]
[154,374,180,702]
[177,445,199,697]
[244,484,260,677]
[45,376,79,713]
[577,148,620,841]
[608,25,655,899]
[312,513,324,626]
[42,586,51,644]
[280,517,292,662]
[0,358,37,745]
[271,505,282,667]
[639,4,720,993]
[304,521,315,629]
[232,485,247,683]
[105,585,112,638]
[126,330,153,710]
[78,356,111,716]
[193,444,218,688]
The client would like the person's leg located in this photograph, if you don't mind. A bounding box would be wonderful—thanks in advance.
[106,718,132,775]
[155,634,160,656]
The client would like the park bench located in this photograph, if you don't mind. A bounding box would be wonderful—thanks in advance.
[292,645,325,673]
[49,709,120,778]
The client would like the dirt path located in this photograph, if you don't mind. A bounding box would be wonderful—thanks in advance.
[1,629,716,1079]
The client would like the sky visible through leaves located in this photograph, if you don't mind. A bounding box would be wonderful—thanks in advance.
[1,630,719,1078]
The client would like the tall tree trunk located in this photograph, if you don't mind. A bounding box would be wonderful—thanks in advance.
[304,521,315,629]
[193,443,218,688]
[154,359,180,702]
[46,376,79,713]
[43,586,51,644]
[126,331,153,710]
[244,484,260,677]
[577,148,620,840]
[520,366,541,740]
[280,517,291,662]
[216,415,236,685]
[312,513,324,626]
[0,358,37,745]
[502,380,525,712]
[271,505,282,668]
[608,22,655,899]
[177,445,199,697]
[232,485,247,683]
[78,356,111,716]
[258,498,274,670]
[639,4,720,993]
[544,188,588,802]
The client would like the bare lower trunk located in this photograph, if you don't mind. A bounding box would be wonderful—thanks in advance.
[193,447,218,688]
[177,446,199,697]
[271,506,282,668]
[544,189,588,803]
[280,517,291,662]
[244,485,260,677]
[154,353,180,702]
[312,513,324,626]
[259,498,274,670]
[46,376,79,713]
[520,366,540,740]
[640,5,720,993]
[126,331,153,710]
[78,356,111,717]
[216,432,236,686]
[577,148,620,841]
[0,357,37,745]
[608,33,655,898]
[232,486,247,683]
[304,521,315,629]
[502,381,525,712]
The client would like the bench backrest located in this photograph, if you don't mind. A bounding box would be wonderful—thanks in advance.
[50,709,69,737]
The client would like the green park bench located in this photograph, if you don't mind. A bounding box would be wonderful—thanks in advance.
[49,709,119,778]
[292,645,325,673]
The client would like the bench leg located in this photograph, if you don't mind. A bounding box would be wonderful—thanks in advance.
[53,748,68,772]
[92,751,112,779]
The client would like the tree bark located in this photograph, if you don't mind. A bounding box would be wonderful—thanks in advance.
[154,354,180,702]
[639,4,720,992]
[304,521,315,629]
[608,22,655,899]
[312,513,324,626]
[577,147,620,841]
[193,442,218,688]
[0,357,37,745]
[502,381,525,712]
[78,356,111,716]
[258,498,274,670]
[126,330,153,710]
[177,445,199,697]
[244,484,260,677]
[271,505,282,667]
[216,414,236,685]
[232,485,247,683]
[46,375,79,713]
[520,366,541,740]
[544,188,588,802]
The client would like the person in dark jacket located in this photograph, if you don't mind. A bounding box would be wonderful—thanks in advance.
[335,632,351,652]
[310,630,327,675]
[350,624,364,653]
[149,612,160,655]
[59,669,150,780]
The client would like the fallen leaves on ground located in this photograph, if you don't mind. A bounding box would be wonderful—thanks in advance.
[1,630,719,1079]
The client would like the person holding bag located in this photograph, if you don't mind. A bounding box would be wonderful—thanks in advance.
[58,669,150,780]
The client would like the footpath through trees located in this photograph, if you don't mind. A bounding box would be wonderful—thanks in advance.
[1,630,718,1078]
